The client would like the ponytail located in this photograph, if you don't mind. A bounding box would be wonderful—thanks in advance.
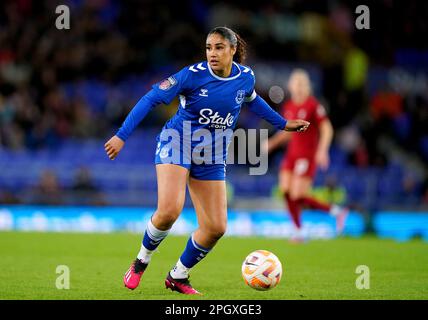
[234,32,247,64]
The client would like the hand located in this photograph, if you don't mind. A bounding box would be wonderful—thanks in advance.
[285,119,310,132]
[104,135,125,160]
[315,149,330,171]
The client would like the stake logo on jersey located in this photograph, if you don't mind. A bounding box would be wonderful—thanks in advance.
[152,61,257,161]
[198,108,234,129]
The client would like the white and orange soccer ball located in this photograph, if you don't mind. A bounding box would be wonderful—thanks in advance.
[241,250,283,291]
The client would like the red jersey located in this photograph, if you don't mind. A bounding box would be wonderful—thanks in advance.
[282,96,327,157]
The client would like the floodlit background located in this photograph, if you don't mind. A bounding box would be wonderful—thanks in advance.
[0,0,427,241]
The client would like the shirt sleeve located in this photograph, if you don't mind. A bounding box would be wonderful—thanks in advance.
[246,95,287,130]
[314,103,328,125]
[151,67,191,105]
[116,89,163,141]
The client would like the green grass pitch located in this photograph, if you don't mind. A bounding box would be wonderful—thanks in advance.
[0,231,427,300]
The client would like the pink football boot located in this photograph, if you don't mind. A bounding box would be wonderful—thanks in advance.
[165,273,201,295]
[123,259,147,290]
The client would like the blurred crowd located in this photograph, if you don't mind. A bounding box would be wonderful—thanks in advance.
[0,166,107,206]
[0,0,428,206]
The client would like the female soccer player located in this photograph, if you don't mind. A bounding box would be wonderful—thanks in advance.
[104,27,309,294]
[264,69,348,242]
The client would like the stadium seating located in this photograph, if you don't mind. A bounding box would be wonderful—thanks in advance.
[0,129,419,210]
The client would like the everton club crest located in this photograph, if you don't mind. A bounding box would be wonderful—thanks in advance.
[235,90,245,104]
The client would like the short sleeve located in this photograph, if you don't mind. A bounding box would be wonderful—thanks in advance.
[283,102,293,119]
[152,67,191,105]
[314,103,328,124]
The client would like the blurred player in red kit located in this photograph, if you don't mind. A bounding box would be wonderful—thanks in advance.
[264,69,348,242]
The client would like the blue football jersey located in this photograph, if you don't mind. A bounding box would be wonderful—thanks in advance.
[151,61,257,162]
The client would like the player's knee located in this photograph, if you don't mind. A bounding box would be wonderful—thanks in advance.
[205,221,227,241]
[155,203,182,224]
[279,183,289,195]
[289,191,302,202]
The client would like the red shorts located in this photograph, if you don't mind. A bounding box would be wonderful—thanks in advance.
[280,154,317,178]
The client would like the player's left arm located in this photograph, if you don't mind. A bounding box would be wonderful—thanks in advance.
[244,69,309,132]
[316,114,334,171]
[246,94,309,132]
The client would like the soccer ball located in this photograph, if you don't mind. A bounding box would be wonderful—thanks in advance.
[241,250,282,291]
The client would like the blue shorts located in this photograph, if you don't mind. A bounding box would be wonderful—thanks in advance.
[154,140,226,181]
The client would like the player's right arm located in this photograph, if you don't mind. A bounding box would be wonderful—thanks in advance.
[314,106,333,171]
[243,67,309,155]
[263,130,291,154]
[261,101,296,154]
[105,135,125,160]
[104,67,191,160]
[104,89,163,160]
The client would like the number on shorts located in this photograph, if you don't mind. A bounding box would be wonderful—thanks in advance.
[294,158,309,176]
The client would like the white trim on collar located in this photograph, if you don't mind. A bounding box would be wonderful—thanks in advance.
[207,61,242,81]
